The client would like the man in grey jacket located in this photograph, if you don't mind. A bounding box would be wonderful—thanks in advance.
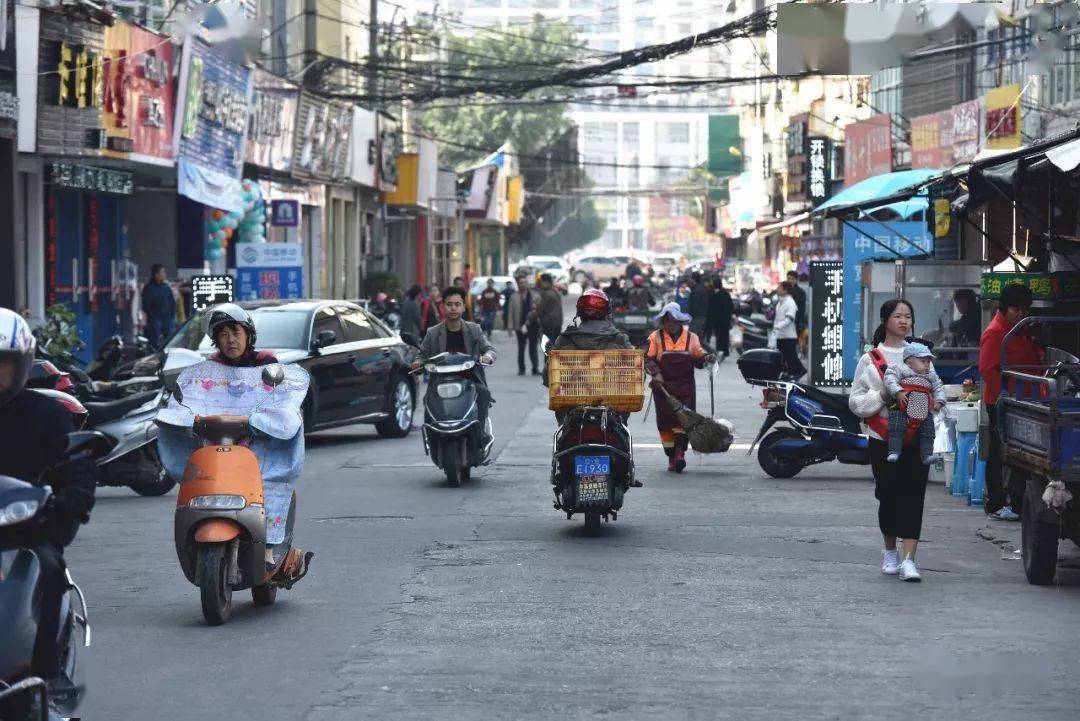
[416,286,497,431]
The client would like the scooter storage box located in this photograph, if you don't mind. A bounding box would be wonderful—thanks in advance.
[547,350,645,412]
[737,348,784,383]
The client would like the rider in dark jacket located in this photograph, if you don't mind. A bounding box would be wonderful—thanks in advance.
[0,308,96,689]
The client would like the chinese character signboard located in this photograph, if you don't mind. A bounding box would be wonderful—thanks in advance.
[785,114,809,202]
[841,221,933,380]
[36,11,106,156]
[809,260,844,386]
[910,111,951,169]
[843,114,892,186]
[980,272,1080,301]
[236,243,303,301]
[985,84,1021,150]
[245,68,298,173]
[951,99,980,164]
[173,37,253,212]
[292,92,352,182]
[191,275,234,311]
[806,136,832,206]
[101,20,174,163]
[50,163,133,194]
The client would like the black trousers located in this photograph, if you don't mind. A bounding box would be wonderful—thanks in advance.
[516,327,540,373]
[31,540,66,680]
[984,403,1027,514]
[777,338,806,378]
[869,438,930,540]
[710,322,731,356]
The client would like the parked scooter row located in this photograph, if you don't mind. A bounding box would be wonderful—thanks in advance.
[27,361,172,497]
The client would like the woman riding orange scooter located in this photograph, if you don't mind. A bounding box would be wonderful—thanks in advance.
[157,304,312,623]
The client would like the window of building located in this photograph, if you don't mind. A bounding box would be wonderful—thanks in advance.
[621,122,639,155]
[583,121,618,149]
[677,22,692,36]
[468,0,501,8]
[636,16,653,31]
[656,122,691,145]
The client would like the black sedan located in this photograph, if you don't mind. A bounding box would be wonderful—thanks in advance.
[153,300,419,437]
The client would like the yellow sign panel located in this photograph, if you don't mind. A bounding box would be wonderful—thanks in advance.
[985,83,1022,150]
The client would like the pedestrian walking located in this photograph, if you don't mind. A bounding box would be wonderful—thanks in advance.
[848,299,931,582]
[478,278,501,337]
[687,272,708,336]
[420,284,443,337]
[531,273,564,346]
[707,276,734,358]
[141,263,176,347]
[507,276,540,375]
[645,303,714,473]
[773,281,806,379]
[979,284,1042,521]
[501,280,515,330]
[400,285,424,341]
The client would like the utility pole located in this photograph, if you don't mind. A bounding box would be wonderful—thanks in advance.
[367,0,378,101]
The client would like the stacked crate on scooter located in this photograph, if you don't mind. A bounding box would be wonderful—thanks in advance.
[547,350,646,413]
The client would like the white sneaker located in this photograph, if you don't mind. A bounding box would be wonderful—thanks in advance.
[993,506,1020,521]
[881,549,900,575]
[899,557,922,582]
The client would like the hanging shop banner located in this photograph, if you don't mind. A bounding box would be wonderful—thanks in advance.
[985,84,1022,151]
[927,182,962,260]
[291,92,352,182]
[36,10,106,156]
[349,106,378,188]
[841,221,932,381]
[951,99,980,164]
[806,136,832,206]
[376,112,400,192]
[101,20,174,163]
[785,115,809,203]
[910,111,952,170]
[843,114,892,186]
[808,260,844,386]
[191,275,234,311]
[236,242,304,300]
[245,68,299,173]
[173,37,253,212]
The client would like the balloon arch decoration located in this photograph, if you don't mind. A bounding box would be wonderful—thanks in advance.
[204,180,267,269]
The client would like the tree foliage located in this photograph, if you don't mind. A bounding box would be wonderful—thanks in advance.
[418,18,579,169]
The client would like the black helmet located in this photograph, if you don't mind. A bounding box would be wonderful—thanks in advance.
[205,303,257,350]
[0,309,36,406]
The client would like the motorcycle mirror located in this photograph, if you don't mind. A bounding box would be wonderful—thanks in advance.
[262,364,286,387]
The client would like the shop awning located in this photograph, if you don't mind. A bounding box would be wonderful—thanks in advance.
[967,128,1080,207]
[813,169,942,217]
[755,211,811,235]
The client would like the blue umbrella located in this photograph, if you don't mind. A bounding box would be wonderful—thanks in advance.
[816,169,942,214]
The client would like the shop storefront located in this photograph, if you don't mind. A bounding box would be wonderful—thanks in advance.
[459,160,509,277]
[385,136,439,290]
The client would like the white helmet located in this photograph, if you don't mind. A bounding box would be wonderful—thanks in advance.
[204,303,257,348]
[0,308,36,406]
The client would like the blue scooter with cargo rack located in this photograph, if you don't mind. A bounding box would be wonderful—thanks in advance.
[737,349,869,478]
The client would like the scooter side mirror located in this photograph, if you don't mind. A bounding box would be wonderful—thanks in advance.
[262,364,286,387]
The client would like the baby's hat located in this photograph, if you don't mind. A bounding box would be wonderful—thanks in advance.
[903,341,935,361]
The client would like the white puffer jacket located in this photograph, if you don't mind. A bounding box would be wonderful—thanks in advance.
[847,343,906,441]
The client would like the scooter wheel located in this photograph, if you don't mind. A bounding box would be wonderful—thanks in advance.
[443,444,462,487]
[757,429,804,479]
[583,511,602,535]
[252,583,277,606]
[197,544,233,626]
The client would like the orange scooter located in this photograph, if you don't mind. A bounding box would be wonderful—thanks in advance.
[169,367,311,625]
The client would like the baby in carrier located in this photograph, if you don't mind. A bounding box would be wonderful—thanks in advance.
[883,342,946,465]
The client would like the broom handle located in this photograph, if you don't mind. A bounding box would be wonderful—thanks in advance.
[709,369,714,418]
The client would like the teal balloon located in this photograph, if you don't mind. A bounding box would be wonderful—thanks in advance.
[207,248,224,261]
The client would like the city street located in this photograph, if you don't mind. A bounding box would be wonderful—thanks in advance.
[70,330,1080,721]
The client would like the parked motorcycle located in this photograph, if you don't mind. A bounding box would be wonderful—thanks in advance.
[734,314,771,355]
[158,364,312,626]
[27,361,170,497]
[737,349,869,478]
[0,431,114,720]
[416,352,494,487]
[551,406,636,534]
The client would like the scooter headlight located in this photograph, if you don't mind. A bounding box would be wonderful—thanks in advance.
[0,500,40,527]
[436,382,464,399]
[189,495,247,510]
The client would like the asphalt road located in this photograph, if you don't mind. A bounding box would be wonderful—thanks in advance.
[68,327,1080,721]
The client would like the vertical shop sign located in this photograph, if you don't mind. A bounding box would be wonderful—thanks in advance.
[245,68,299,172]
[806,136,832,206]
[292,92,352,182]
[951,99,980,163]
[843,114,892,186]
[985,84,1021,150]
[173,37,252,212]
[910,112,943,169]
[236,243,303,300]
[809,260,844,386]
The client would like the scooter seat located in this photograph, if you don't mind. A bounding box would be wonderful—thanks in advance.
[83,389,159,425]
